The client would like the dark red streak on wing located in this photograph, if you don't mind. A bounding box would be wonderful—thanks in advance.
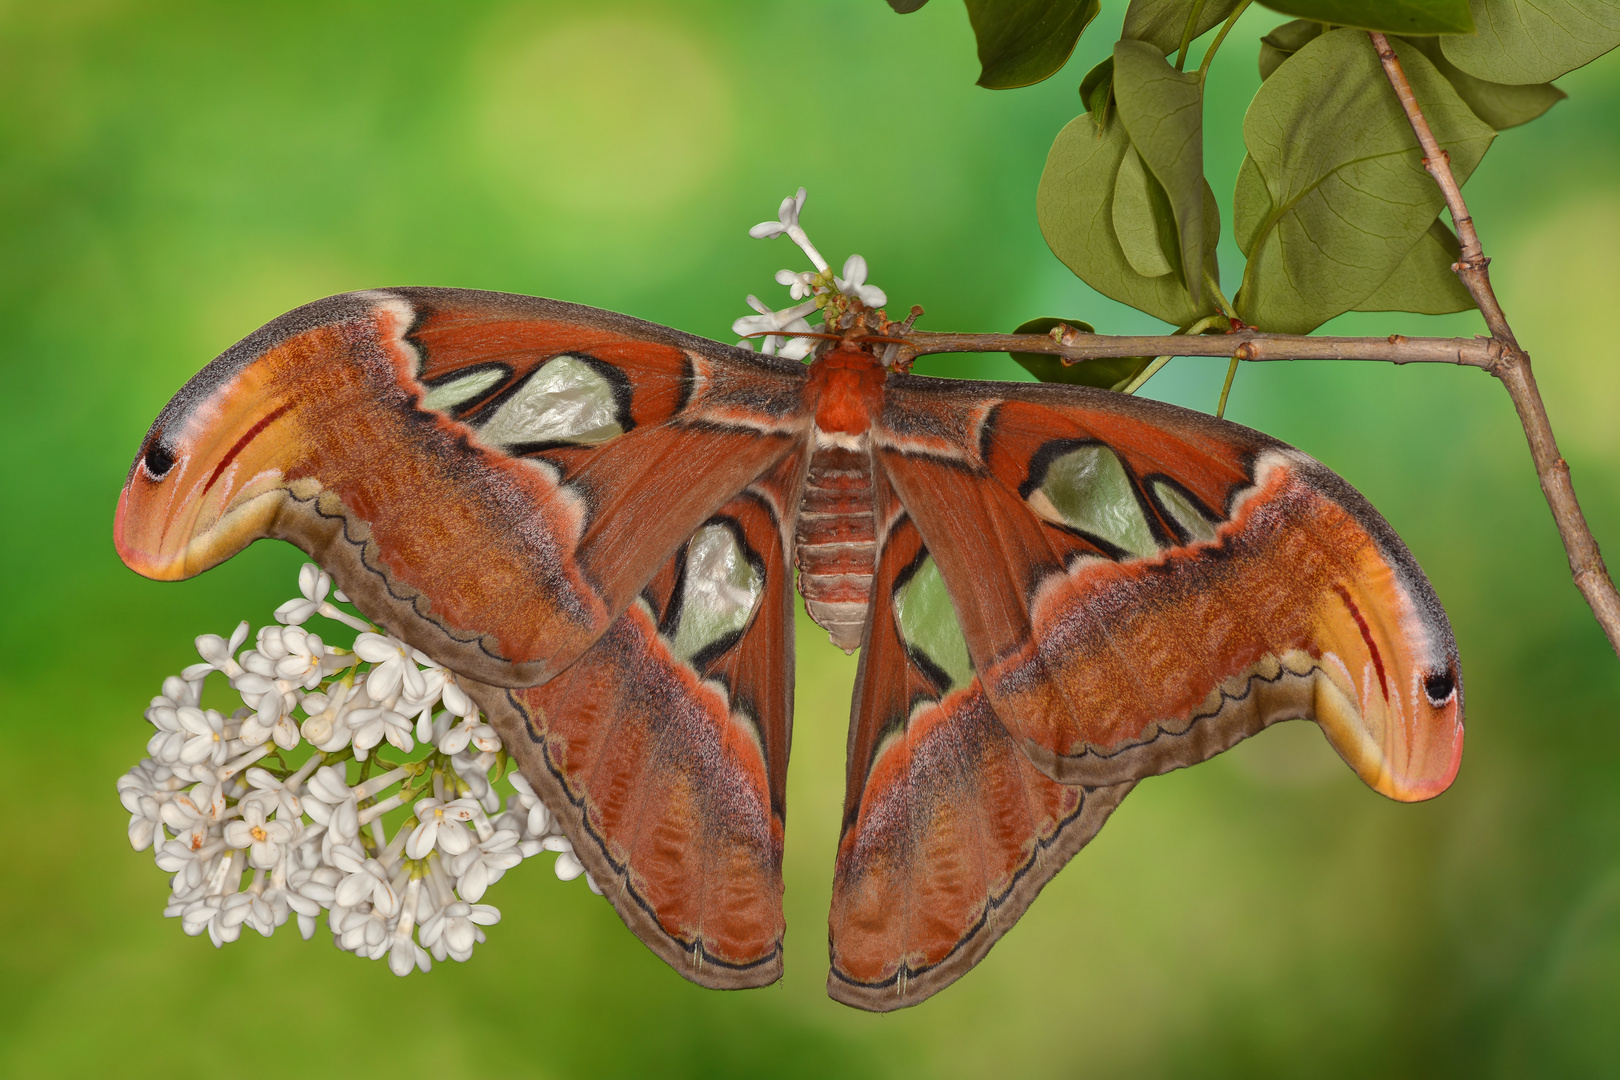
[1333,581,1389,702]
[202,401,295,496]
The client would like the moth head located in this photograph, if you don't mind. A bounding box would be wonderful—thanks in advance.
[115,346,306,581]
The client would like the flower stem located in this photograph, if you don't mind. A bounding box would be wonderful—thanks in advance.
[1215,357,1239,418]
[1196,0,1252,82]
[1175,0,1207,71]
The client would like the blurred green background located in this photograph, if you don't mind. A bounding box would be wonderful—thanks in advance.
[3,0,1618,1075]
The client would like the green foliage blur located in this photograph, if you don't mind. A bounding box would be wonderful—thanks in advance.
[2,1,1617,1075]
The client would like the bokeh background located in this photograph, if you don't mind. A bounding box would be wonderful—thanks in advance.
[3,0,1618,1075]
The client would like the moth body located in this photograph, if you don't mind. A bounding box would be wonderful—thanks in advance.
[796,345,887,652]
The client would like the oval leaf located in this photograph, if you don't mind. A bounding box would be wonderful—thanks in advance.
[1122,0,1244,54]
[1403,35,1565,129]
[1232,153,1270,255]
[1258,18,1327,80]
[1355,218,1474,314]
[1260,21,1566,126]
[967,0,1103,88]
[1008,317,1152,389]
[887,0,932,11]
[1112,146,1177,277]
[1080,55,1115,120]
[1235,30,1494,333]
[1440,0,1620,84]
[1113,39,1207,305]
[1259,0,1475,34]
[1038,111,1223,326]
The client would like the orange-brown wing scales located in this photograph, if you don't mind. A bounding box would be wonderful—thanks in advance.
[115,288,809,690]
[467,462,803,987]
[471,608,784,984]
[828,492,1132,1012]
[877,377,1463,802]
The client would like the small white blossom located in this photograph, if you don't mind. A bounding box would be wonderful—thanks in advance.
[240,766,303,821]
[448,829,524,901]
[775,267,822,300]
[231,668,301,750]
[748,187,831,272]
[254,624,334,689]
[223,801,298,870]
[118,767,165,851]
[274,563,331,625]
[175,706,230,767]
[835,254,888,308]
[451,751,503,814]
[303,764,360,841]
[420,901,500,963]
[406,797,480,859]
[348,704,414,759]
[183,622,249,681]
[299,682,357,751]
[553,847,586,882]
[388,877,432,976]
[334,857,401,916]
[353,633,428,704]
[506,772,553,839]
[438,715,501,756]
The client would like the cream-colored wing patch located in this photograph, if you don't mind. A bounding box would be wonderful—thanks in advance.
[1026,444,1158,558]
[1152,480,1218,543]
[420,366,509,414]
[894,554,974,690]
[671,523,763,661]
[478,355,625,448]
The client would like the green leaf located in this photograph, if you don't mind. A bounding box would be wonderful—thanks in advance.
[1112,146,1177,277]
[1079,55,1115,119]
[966,0,1103,88]
[1113,39,1207,305]
[887,0,931,11]
[1008,317,1154,390]
[1038,111,1222,326]
[1258,18,1327,80]
[1354,218,1474,313]
[1122,0,1244,55]
[1441,0,1620,85]
[1259,0,1474,34]
[1402,36,1564,128]
[1257,22,1562,125]
[1235,30,1494,333]
[1232,153,1270,254]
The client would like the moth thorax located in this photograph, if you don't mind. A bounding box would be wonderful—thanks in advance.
[795,444,877,653]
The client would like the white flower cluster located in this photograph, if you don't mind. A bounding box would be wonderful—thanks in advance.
[118,563,597,976]
[733,187,888,360]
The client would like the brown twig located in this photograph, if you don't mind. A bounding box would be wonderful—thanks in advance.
[1368,31,1620,656]
[902,330,1501,368]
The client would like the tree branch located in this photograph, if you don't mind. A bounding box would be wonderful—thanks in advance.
[902,330,1501,368]
[1369,31,1620,657]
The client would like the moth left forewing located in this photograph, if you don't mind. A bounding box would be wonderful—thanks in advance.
[827,472,1133,1013]
[875,376,1463,802]
[466,450,806,989]
[115,288,810,689]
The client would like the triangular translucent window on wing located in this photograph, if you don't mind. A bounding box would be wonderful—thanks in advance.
[420,366,508,414]
[1028,444,1159,558]
[671,523,763,662]
[478,355,625,447]
[1152,480,1218,543]
[893,554,974,691]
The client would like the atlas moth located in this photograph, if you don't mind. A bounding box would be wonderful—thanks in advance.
[115,191,1461,1011]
